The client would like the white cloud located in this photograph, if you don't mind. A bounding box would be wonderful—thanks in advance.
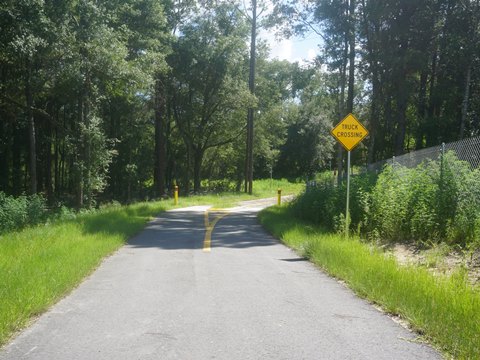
[307,48,317,61]
[259,27,292,62]
[260,24,320,64]
[269,39,293,61]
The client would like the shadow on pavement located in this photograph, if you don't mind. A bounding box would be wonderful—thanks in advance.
[212,213,279,249]
[126,210,279,250]
[278,258,308,262]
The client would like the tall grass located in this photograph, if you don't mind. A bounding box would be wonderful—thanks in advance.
[0,201,169,346]
[251,178,304,196]
[259,206,480,359]
[199,178,304,198]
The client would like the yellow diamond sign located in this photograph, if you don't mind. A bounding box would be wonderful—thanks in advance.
[331,113,369,151]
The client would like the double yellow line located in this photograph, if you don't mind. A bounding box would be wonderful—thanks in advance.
[203,208,229,252]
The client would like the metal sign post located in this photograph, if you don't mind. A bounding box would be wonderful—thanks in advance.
[330,113,368,238]
[346,151,351,238]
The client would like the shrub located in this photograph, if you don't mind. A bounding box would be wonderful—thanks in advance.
[440,153,480,246]
[200,179,237,193]
[291,172,376,232]
[367,163,439,244]
[0,192,47,233]
[290,152,480,248]
[365,153,480,246]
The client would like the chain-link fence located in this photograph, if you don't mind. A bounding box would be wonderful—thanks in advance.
[366,136,480,173]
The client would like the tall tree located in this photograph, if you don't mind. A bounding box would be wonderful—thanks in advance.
[169,3,254,192]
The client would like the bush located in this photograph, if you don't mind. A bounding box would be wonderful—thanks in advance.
[0,193,48,233]
[440,153,480,247]
[366,163,439,244]
[290,152,480,248]
[367,153,480,247]
[200,179,237,193]
[291,172,376,232]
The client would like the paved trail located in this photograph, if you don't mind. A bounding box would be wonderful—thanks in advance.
[0,199,441,359]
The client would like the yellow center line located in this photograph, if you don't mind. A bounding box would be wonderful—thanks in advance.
[203,209,229,252]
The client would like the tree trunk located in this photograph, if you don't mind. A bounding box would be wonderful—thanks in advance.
[184,146,191,195]
[12,125,23,196]
[59,107,67,194]
[415,69,428,149]
[0,120,9,192]
[25,59,37,194]
[193,148,204,194]
[394,62,408,156]
[165,101,174,191]
[76,95,84,209]
[346,0,355,115]
[0,68,11,193]
[246,108,254,193]
[367,80,378,164]
[154,76,167,197]
[83,78,92,208]
[394,94,407,156]
[344,0,355,178]
[361,0,378,164]
[459,63,471,139]
[336,32,348,186]
[54,119,59,196]
[426,47,438,147]
[393,17,409,156]
[46,109,54,204]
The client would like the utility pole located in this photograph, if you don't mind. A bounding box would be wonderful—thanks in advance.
[245,0,256,195]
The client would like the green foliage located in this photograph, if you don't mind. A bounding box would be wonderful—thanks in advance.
[367,164,439,243]
[290,172,376,231]
[291,152,480,248]
[440,154,480,247]
[259,206,480,359]
[368,153,480,246]
[201,179,238,193]
[274,71,337,179]
[0,192,47,233]
[167,3,254,191]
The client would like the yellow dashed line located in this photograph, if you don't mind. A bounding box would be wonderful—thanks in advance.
[203,209,229,252]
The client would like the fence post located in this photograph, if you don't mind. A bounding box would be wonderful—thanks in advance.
[439,142,447,234]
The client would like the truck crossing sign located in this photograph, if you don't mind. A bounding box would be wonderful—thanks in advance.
[331,113,368,151]
[330,113,368,239]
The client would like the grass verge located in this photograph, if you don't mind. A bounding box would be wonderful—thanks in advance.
[0,201,169,347]
[0,179,303,347]
[258,206,480,359]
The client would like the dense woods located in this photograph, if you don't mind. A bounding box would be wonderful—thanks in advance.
[1,0,479,207]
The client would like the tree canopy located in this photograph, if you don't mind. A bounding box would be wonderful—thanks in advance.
[1,0,479,205]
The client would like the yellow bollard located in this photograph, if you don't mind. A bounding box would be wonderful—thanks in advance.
[277,188,282,206]
[174,185,179,205]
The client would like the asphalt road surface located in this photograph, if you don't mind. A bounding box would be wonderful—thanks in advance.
[0,198,442,360]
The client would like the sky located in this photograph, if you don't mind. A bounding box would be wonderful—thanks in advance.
[256,0,321,64]
[260,29,321,64]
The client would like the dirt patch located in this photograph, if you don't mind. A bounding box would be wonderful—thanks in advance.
[391,244,423,266]
[390,244,480,287]
[467,249,480,286]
